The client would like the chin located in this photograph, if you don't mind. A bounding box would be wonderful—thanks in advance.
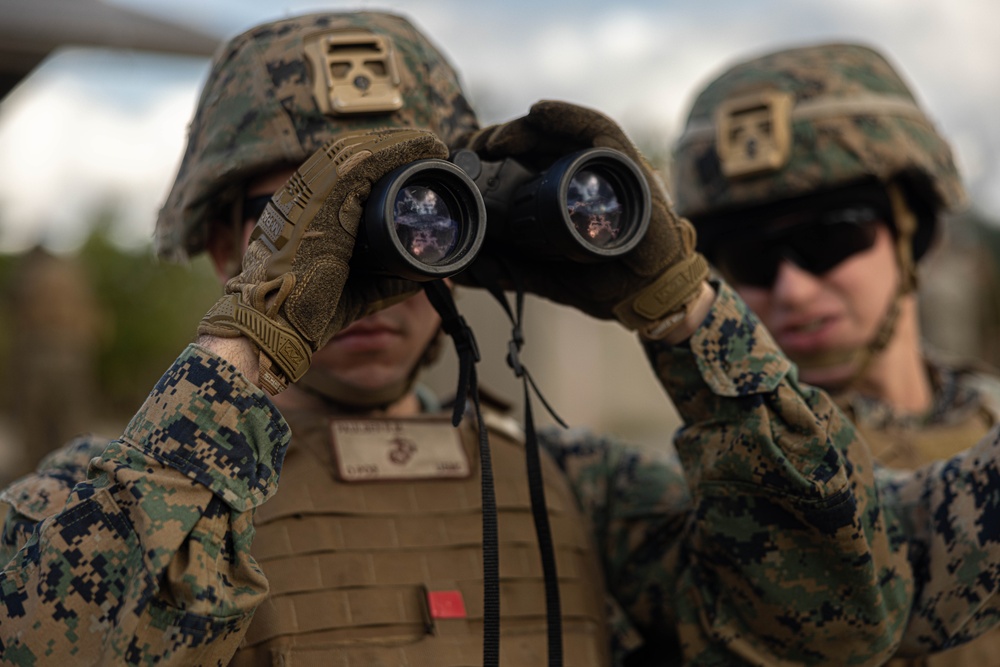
[797,364,858,391]
[323,366,406,391]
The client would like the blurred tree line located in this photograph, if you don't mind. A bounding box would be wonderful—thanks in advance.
[72,226,220,416]
[0,211,220,481]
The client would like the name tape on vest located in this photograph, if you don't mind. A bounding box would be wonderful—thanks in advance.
[331,418,471,481]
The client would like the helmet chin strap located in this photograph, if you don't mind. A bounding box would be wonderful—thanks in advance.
[294,327,444,412]
[791,297,902,391]
[792,182,917,391]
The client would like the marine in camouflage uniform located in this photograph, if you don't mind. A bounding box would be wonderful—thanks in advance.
[1,16,999,667]
[672,42,1000,664]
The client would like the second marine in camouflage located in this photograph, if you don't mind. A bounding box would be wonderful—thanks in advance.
[673,42,1000,664]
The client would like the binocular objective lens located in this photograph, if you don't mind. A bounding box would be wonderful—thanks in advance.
[393,185,460,265]
[566,170,624,249]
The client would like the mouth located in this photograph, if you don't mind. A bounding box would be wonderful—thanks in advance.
[330,317,403,350]
[791,318,827,334]
[775,314,840,352]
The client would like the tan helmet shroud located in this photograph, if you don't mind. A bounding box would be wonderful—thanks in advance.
[672,43,966,224]
[155,11,479,263]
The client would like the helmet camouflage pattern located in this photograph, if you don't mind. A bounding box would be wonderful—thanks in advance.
[672,42,966,257]
[155,11,479,261]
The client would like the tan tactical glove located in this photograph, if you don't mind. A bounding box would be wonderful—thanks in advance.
[462,100,709,337]
[199,128,448,394]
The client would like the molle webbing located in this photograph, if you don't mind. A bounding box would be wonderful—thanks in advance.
[232,411,610,666]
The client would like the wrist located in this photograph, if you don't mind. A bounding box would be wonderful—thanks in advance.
[198,293,313,395]
[196,335,261,384]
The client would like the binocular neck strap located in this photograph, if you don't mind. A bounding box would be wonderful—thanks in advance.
[469,259,569,667]
[422,279,501,667]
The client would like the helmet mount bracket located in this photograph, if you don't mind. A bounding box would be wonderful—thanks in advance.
[304,29,404,115]
[715,89,794,179]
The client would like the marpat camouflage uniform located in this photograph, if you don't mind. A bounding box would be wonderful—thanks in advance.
[5,282,994,665]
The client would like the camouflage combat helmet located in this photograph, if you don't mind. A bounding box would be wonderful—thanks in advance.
[155,11,478,261]
[672,42,966,262]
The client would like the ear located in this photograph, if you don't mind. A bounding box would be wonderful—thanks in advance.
[206,221,241,283]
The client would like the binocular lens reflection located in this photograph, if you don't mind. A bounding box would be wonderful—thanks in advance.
[393,185,460,265]
[567,170,623,249]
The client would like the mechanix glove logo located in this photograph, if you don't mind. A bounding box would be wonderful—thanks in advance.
[715,89,794,178]
[304,29,404,115]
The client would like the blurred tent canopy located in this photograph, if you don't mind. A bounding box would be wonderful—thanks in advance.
[0,0,221,100]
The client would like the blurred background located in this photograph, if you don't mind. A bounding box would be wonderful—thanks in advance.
[2,0,1000,483]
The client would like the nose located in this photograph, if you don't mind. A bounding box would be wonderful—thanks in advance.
[770,258,823,307]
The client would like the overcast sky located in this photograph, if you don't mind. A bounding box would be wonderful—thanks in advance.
[2,0,999,253]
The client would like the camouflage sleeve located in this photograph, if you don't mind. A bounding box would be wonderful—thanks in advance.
[0,344,290,665]
[635,282,911,664]
[876,432,1000,656]
[0,435,112,564]
[540,427,691,663]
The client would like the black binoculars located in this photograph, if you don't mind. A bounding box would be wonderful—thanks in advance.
[357,147,652,280]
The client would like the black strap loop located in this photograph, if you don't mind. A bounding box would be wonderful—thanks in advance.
[466,260,567,667]
[423,280,499,666]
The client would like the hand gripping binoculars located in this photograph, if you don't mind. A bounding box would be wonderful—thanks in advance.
[357,147,652,280]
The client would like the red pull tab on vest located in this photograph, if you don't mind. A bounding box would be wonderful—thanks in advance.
[427,590,467,619]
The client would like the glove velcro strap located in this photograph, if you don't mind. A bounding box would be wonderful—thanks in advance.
[200,294,312,394]
[613,253,710,330]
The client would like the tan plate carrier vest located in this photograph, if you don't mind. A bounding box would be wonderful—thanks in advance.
[839,380,1000,667]
[229,409,611,667]
[851,405,998,471]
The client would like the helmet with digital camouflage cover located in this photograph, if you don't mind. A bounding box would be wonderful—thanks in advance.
[155,11,479,262]
[672,42,966,266]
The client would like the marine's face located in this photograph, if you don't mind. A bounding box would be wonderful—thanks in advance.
[237,167,442,394]
[729,222,899,388]
[310,290,441,393]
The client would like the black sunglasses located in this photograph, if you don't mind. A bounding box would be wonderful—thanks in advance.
[712,206,882,288]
